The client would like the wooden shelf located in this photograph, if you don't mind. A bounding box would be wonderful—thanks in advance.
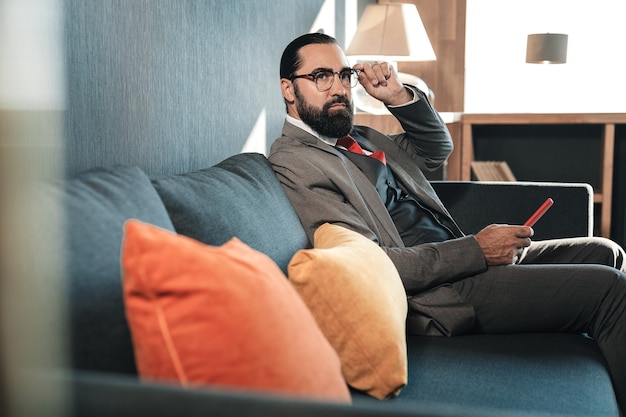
[461,113,626,125]
[460,113,626,238]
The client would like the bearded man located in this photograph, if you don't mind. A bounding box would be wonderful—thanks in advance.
[268,32,626,413]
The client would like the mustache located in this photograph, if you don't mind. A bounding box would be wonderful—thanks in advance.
[323,96,352,111]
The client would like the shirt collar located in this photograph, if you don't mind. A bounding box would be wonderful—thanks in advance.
[285,115,338,146]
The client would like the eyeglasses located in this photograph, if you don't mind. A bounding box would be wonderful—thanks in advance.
[290,69,361,92]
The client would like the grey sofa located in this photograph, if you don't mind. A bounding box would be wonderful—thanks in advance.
[32,152,619,417]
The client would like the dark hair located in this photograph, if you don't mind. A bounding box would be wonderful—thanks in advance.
[280,32,338,80]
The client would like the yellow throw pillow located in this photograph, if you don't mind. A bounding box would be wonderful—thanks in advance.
[288,223,408,400]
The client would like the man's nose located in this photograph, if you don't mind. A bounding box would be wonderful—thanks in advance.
[328,73,348,95]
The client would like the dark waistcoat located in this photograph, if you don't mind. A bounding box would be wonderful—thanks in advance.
[336,148,455,246]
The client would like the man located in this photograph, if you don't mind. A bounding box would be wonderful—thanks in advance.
[268,32,626,411]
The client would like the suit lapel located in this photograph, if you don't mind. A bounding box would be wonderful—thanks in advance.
[281,122,405,246]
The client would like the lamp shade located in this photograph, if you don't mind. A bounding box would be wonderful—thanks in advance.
[346,4,436,62]
[526,33,568,64]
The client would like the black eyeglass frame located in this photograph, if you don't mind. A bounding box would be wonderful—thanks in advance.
[289,68,361,92]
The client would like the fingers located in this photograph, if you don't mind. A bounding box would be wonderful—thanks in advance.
[515,226,533,250]
[353,62,411,106]
[512,228,531,264]
[505,226,532,260]
[475,224,533,266]
[512,246,527,264]
[355,62,394,87]
[516,225,534,238]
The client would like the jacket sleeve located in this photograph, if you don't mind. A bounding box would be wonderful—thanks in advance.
[387,87,453,171]
[381,237,488,295]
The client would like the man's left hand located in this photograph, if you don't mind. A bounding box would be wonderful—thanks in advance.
[353,62,413,106]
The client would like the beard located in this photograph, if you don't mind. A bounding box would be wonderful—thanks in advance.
[294,86,354,138]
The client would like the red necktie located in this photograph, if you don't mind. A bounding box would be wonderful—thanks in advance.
[336,136,386,165]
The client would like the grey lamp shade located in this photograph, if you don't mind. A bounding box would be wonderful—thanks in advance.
[526,33,568,64]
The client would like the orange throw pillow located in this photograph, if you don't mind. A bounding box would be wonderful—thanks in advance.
[288,223,408,400]
[121,220,350,403]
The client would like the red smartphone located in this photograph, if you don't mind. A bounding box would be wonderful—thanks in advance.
[524,198,554,227]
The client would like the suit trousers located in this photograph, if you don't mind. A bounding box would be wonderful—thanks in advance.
[449,236,626,412]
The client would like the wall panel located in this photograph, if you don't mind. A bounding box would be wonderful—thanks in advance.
[64,0,328,176]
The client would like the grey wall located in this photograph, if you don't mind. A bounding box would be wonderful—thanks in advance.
[64,0,348,177]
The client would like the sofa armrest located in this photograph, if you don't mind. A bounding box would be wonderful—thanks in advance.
[430,181,593,240]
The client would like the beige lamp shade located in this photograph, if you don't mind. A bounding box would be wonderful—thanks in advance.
[526,33,568,64]
[346,3,436,62]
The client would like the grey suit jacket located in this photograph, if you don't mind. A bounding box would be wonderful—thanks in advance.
[269,90,486,335]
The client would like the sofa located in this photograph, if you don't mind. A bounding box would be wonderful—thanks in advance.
[30,152,620,417]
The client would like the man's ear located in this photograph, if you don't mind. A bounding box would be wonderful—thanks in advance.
[281,78,295,103]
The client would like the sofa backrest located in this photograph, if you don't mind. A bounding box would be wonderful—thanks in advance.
[42,153,309,375]
[432,181,593,239]
[43,165,176,375]
[151,152,309,274]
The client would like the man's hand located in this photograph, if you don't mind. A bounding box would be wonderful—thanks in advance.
[474,224,534,265]
[353,62,412,107]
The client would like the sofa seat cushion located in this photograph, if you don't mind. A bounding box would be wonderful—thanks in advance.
[121,220,351,402]
[43,165,175,374]
[151,153,309,274]
[355,333,618,416]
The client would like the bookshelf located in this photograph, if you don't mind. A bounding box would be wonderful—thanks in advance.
[461,113,626,237]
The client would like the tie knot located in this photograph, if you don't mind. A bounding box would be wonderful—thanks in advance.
[336,135,357,149]
[336,135,386,165]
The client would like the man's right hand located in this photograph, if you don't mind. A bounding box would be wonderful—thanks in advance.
[474,224,533,265]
